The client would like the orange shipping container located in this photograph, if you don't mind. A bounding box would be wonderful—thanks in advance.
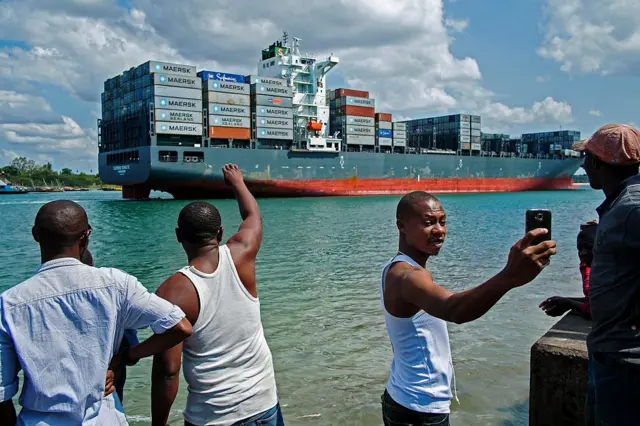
[208,126,251,139]
[336,88,369,99]
[341,106,375,118]
[376,113,393,122]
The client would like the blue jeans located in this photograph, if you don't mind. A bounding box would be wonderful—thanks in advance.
[381,391,449,426]
[185,403,285,426]
[586,352,640,426]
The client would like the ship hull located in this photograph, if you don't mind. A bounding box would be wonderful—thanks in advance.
[100,146,582,199]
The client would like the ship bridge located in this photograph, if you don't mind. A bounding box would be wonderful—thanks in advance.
[258,32,339,152]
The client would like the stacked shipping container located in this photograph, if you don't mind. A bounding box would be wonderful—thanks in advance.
[248,76,294,143]
[331,88,375,149]
[199,71,251,140]
[102,60,203,138]
[375,113,393,150]
[392,122,407,151]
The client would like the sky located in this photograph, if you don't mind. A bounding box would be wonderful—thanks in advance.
[0,0,639,173]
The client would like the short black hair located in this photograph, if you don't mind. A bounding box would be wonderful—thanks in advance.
[178,201,222,245]
[34,200,89,247]
[396,191,442,221]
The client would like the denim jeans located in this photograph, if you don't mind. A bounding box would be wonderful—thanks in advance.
[585,352,640,426]
[381,391,450,426]
[185,403,285,426]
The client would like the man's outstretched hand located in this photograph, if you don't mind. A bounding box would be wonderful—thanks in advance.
[222,164,244,187]
[540,296,572,317]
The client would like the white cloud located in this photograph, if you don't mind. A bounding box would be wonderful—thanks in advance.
[445,18,469,32]
[589,109,603,117]
[0,0,574,169]
[536,76,550,83]
[538,0,640,75]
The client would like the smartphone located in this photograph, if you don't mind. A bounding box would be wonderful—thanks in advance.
[526,209,552,245]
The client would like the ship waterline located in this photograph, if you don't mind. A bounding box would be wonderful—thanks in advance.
[101,147,582,199]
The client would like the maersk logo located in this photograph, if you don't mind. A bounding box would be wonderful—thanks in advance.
[261,119,288,126]
[260,129,289,137]
[159,98,168,107]
[349,118,369,124]
[212,82,244,91]
[260,86,288,95]
[160,124,197,132]
[159,74,196,85]
[255,77,285,86]
[158,98,197,108]
[216,106,245,114]
[214,117,243,125]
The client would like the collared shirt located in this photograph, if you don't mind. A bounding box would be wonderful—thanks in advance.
[587,174,640,362]
[0,258,186,425]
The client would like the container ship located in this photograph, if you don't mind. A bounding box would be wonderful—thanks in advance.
[98,32,583,199]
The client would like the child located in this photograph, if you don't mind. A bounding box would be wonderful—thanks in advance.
[539,221,597,319]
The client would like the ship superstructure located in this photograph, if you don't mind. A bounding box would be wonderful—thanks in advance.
[257,33,339,152]
[97,31,583,200]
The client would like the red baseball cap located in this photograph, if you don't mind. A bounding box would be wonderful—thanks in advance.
[572,124,640,166]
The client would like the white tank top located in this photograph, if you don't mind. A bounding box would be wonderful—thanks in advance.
[178,245,278,426]
[380,253,456,414]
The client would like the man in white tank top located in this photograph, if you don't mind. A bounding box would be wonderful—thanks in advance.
[151,164,283,426]
[380,191,558,426]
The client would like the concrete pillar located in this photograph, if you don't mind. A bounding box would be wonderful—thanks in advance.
[529,313,591,426]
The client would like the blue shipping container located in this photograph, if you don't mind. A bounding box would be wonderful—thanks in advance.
[198,70,246,83]
[378,129,393,138]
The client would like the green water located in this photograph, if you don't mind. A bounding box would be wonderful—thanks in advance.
[0,188,603,425]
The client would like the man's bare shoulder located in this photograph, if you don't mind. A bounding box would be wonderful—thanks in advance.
[156,272,195,299]
[386,262,432,287]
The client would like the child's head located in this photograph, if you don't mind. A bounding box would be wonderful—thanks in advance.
[577,221,597,266]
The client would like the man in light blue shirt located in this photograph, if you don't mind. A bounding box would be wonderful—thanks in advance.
[0,200,193,425]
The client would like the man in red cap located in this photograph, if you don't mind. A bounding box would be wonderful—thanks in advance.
[573,123,640,426]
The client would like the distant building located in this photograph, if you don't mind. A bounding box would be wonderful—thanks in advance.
[400,114,481,153]
[521,130,581,156]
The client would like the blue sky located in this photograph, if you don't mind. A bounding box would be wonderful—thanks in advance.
[0,0,638,172]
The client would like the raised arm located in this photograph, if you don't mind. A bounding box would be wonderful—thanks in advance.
[223,164,262,296]
[152,273,200,426]
[394,229,557,324]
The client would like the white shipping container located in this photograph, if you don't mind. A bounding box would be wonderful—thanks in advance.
[393,138,407,147]
[344,125,375,136]
[248,75,288,87]
[145,61,197,78]
[155,122,202,136]
[345,135,375,146]
[253,95,293,108]
[251,84,293,98]
[153,85,202,100]
[393,122,407,131]
[254,105,293,119]
[209,115,251,128]
[471,122,481,130]
[206,92,250,106]
[257,117,293,129]
[460,135,471,143]
[377,137,393,146]
[460,128,471,136]
[377,121,392,130]
[256,128,294,140]
[208,104,250,117]
[471,129,481,137]
[344,116,375,126]
[153,74,202,89]
[153,97,202,112]
[155,109,202,124]
[471,143,481,151]
[393,130,407,139]
[344,96,375,108]
[206,80,250,95]
[460,114,471,122]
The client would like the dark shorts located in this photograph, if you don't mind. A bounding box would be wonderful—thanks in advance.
[381,390,450,426]
[585,352,640,426]
[185,403,285,426]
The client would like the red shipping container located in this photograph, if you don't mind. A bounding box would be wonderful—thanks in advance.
[208,126,251,139]
[341,106,375,118]
[336,88,369,99]
[376,113,393,122]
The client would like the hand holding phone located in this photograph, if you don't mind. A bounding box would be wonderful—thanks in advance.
[526,209,552,246]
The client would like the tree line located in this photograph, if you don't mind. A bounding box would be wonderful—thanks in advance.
[1,157,102,188]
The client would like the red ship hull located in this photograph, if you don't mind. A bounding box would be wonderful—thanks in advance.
[123,176,577,200]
